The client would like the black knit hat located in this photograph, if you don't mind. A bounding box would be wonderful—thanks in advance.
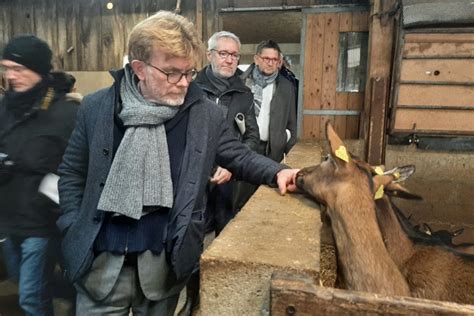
[2,35,53,75]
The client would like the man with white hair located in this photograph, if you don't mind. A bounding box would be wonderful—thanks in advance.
[195,31,259,236]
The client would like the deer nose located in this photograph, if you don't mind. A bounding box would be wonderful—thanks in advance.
[296,174,305,188]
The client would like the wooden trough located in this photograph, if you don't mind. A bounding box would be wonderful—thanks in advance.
[270,272,474,315]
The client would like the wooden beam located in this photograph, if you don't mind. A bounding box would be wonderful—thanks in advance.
[367,77,387,165]
[195,0,204,69]
[361,0,398,163]
[270,272,474,315]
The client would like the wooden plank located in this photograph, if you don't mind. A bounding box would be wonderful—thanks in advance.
[56,1,72,70]
[347,92,363,139]
[393,109,474,134]
[367,77,387,165]
[321,12,339,136]
[351,10,369,32]
[302,13,325,139]
[405,33,474,43]
[10,0,34,35]
[361,0,396,162]
[400,59,474,83]
[304,14,324,111]
[321,13,338,108]
[101,1,126,70]
[334,92,349,138]
[195,0,204,68]
[77,0,102,71]
[33,0,58,69]
[0,2,12,46]
[338,12,352,33]
[403,42,474,58]
[271,273,474,315]
[398,85,474,108]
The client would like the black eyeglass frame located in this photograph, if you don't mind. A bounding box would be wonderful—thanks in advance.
[144,62,197,84]
[210,49,240,61]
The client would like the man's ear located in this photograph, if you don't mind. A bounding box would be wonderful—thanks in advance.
[253,54,259,65]
[206,50,213,63]
[130,60,146,81]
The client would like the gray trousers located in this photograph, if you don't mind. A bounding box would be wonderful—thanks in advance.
[76,265,180,316]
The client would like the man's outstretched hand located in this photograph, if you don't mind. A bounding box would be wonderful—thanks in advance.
[276,169,300,195]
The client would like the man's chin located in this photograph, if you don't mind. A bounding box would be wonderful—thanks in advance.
[161,95,186,107]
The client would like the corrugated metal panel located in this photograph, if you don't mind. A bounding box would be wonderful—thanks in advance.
[402,0,474,28]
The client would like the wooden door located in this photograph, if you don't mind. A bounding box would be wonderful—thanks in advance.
[300,7,369,140]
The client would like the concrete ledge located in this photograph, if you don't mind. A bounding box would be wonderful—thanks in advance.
[200,143,323,315]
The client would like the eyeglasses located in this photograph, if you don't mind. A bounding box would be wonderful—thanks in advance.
[211,49,240,61]
[0,64,28,73]
[145,62,197,84]
[257,55,280,64]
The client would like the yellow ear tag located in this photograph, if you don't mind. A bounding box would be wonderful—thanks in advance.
[335,146,349,162]
[393,172,401,180]
[374,166,384,175]
[374,185,384,200]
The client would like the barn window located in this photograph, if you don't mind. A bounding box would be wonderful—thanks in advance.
[336,32,369,92]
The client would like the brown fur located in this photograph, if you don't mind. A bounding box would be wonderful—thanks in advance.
[296,122,474,304]
[375,196,474,304]
[296,124,410,297]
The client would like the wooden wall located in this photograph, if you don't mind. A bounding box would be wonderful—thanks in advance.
[0,0,196,71]
[0,0,367,71]
[390,32,474,135]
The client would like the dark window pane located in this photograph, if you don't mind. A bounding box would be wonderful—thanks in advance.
[337,32,369,92]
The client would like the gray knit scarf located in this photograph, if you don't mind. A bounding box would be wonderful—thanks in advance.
[251,65,278,117]
[97,65,179,219]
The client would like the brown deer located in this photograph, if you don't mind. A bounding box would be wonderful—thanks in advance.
[295,123,410,297]
[296,122,474,304]
[373,179,474,304]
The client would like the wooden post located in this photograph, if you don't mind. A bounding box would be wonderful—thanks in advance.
[195,0,204,70]
[367,77,387,165]
[361,0,398,163]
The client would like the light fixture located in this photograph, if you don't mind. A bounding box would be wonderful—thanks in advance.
[106,2,113,10]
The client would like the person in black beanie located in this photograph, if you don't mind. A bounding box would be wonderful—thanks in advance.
[0,34,79,316]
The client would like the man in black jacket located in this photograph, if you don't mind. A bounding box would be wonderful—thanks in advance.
[181,31,260,315]
[195,31,259,235]
[0,35,79,316]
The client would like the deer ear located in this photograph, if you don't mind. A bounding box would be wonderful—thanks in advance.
[384,165,416,183]
[385,182,423,200]
[326,122,352,166]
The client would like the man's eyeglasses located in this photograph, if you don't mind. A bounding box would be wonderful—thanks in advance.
[145,62,197,84]
[257,55,280,65]
[211,49,240,61]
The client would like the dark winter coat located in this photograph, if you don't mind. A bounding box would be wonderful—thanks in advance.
[0,74,79,237]
[194,65,259,151]
[57,69,285,283]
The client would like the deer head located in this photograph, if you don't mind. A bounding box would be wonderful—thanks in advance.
[296,122,369,206]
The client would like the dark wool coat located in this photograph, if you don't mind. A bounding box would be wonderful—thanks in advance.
[194,65,260,151]
[57,71,285,282]
[241,64,297,162]
[0,75,79,237]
